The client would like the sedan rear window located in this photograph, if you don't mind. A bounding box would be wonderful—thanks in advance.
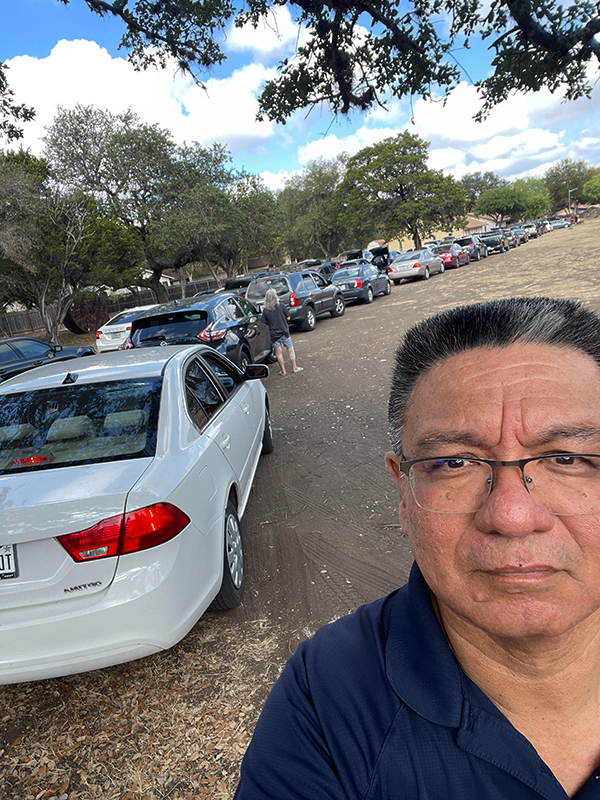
[131,311,209,346]
[394,251,423,262]
[334,268,360,280]
[0,379,161,474]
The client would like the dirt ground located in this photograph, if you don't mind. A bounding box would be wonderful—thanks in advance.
[2,221,600,800]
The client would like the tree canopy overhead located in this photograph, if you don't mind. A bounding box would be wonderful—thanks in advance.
[2,0,599,139]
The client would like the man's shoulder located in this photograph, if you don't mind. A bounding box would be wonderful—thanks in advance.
[294,588,406,687]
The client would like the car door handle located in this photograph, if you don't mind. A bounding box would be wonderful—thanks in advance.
[221,434,231,449]
[241,403,250,415]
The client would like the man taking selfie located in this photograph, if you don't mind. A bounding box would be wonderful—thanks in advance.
[236,296,600,799]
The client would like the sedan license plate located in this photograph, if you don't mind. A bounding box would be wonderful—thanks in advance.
[0,544,17,579]
[109,332,121,339]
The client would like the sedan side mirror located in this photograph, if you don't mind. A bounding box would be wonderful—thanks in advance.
[244,364,269,380]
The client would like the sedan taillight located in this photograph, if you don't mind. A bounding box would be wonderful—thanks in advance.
[57,503,190,562]
[354,279,363,288]
[289,292,299,307]
[412,262,420,269]
[94,331,101,339]
[198,326,227,342]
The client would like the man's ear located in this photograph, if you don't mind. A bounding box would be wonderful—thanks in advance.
[385,451,406,510]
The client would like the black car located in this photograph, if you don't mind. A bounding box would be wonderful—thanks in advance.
[246,270,345,331]
[127,293,272,370]
[331,261,391,303]
[0,337,96,383]
[480,230,509,253]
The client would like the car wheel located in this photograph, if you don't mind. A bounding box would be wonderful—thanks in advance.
[266,346,278,364]
[383,280,391,295]
[475,250,481,261]
[261,407,274,454]
[330,295,345,317]
[209,500,245,610]
[364,286,374,303]
[300,306,316,331]
[439,262,445,273]
[238,349,251,372]
[422,267,430,280]
[393,279,401,286]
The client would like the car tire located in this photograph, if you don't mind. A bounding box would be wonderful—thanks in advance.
[439,262,445,273]
[266,346,278,364]
[238,349,251,372]
[422,267,430,280]
[330,295,345,317]
[383,280,391,295]
[300,306,316,331]
[364,286,374,304]
[209,500,245,611]
[393,279,401,286]
[261,407,274,454]
[475,250,481,261]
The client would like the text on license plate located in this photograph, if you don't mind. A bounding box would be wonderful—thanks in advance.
[0,544,17,579]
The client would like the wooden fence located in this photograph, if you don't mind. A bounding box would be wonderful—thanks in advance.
[0,278,219,337]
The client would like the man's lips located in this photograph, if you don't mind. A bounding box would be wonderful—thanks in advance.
[482,565,559,580]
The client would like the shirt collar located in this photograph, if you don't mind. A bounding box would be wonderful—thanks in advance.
[385,561,464,726]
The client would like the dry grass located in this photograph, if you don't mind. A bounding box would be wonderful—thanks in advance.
[0,616,281,800]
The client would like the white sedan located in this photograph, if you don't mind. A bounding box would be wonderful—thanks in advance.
[94,305,157,352]
[0,345,273,684]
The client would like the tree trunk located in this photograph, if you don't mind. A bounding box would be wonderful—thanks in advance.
[146,270,169,303]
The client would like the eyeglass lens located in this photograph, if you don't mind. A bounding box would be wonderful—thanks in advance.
[408,455,600,515]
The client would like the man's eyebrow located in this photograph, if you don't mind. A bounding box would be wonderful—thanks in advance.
[412,425,600,455]
[413,431,487,453]
[536,425,600,444]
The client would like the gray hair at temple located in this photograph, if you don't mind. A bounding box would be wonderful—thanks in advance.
[388,296,600,455]
[264,289,279,312]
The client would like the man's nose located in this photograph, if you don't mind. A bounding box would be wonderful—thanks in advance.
[474,465,555,536]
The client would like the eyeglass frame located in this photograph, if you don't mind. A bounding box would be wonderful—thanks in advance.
[397,453,600,513]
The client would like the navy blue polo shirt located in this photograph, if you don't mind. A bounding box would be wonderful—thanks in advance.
[235,563,600,799]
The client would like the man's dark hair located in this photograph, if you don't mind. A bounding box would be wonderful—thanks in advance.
[389,297,600,455]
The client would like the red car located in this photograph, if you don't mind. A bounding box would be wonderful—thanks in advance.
[432,243,470,268]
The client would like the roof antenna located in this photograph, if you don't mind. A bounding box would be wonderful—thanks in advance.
[62,372,78,385]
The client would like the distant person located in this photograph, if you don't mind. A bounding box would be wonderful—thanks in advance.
[261,289,303,376]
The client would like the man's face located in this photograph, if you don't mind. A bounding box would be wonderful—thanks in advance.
[386,343,600,640]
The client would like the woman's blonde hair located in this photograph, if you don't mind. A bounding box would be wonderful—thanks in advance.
[264,288,279,311]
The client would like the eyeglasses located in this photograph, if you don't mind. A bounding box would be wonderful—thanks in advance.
[398,454,600,515]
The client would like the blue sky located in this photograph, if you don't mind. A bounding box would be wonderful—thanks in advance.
[2,0,600,190]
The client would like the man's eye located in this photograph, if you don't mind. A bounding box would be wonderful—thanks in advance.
[429,458,466,470]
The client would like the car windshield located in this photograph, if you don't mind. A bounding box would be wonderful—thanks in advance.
[394,252,423,262]
[333,268,360,280]
[455,238,472,246]
[0,379,161,474]
[246,277,289,300]
[131,311,209,346]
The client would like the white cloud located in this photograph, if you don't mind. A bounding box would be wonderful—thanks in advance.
[294,78,600,181]
[260,169,298,191]
[226,6,304,57]
[5,39,276,155]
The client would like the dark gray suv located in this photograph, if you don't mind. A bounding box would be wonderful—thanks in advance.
[246,270,345,331]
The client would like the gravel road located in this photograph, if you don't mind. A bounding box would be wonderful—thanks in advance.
[2,220,600,800]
